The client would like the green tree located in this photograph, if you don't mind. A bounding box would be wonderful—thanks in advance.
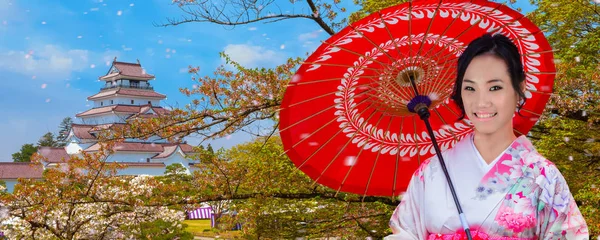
[11,143,38,162]
[56,117,73,147]
[188,137,394,238]
[526,0,600,234]
[127,0,600,236]
[37,132,59,147]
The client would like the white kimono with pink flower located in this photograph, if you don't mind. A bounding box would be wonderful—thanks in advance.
[385,133,589,240]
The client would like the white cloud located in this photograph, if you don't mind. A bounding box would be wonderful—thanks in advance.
[0,44,120,81]
[222,44,286,68]
[298,30,323,41]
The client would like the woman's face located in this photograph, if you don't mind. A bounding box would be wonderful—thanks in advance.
[461,54,520,136]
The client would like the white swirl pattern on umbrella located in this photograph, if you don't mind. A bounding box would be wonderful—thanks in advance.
[326,2,543,157]
[334,34,471,157]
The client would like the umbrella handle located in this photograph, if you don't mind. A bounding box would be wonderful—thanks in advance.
[415,104,473,240]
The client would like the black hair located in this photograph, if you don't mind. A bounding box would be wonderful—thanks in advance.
[450,33,526,120]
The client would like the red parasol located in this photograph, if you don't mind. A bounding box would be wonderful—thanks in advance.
[279,0,554,199]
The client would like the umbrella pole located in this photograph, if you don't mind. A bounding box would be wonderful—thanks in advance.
[414,103,473,240]
[406,76,472,240]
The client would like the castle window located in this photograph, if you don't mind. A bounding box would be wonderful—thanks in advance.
[131,100,134,104]
[148,101,152,105]
[110,100,114,104]
[100,102,103,106]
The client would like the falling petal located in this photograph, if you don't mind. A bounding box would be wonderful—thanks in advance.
[564,137,570,142]
[41,21,46,24]
[90,64,96,68]
[2,21,7,25]
[300,133,310,139]
[344,156,357,166]
[84,12,88,14]
[262,33,267,36]
[25,54,31,59]
[266,37,270,40]
[77,35,83,39]
[166,48,171,53]
[226,135,232,140]
[165,54,171,58]
[66,83,70,88]
[187,39,192,42]
[172,49,176,54]
[568,156,573,161]
[105,61,110,66]
[428,92,439,101]
[575,56,580,62]
[117,10,122,16]
[130,3,134,7]
[582,111,587,117]
[308,141,319,146]
[45,98,51,102]
[41,83,47,89]
[192,84,198,89]
[280,44,285,49]
[158,40,163,44]
[90,8,99,11]
[291,74,302,83]
[31,75,36,79]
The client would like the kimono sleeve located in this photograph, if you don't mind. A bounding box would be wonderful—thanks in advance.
[537,165,589,240]
[384,172,428,240]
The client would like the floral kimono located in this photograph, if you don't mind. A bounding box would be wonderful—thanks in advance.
[385,133,589,240]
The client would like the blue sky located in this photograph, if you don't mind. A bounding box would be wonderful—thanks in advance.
[0,0,350,161]
[0,0,534,161]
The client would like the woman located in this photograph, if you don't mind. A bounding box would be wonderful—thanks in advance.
[385,33,589,240]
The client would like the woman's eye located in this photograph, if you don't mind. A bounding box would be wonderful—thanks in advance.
[464,86,474,91]
[490,86,503,91]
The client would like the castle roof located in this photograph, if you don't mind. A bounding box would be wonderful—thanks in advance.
[0,162,44,179]
[75,104,169,118]
[88,88,166,100]
[100,60,154,81]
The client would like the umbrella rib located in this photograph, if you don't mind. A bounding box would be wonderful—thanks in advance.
[419,0,474,95]
[526,89,553,95]
[293,75,378,86]
[392,116,406,197]
[311,104,380,188]
[519,108,542,117]
[441,102,461,118]
[335,112,386,197]
[283,82,373,109]
[301,62,381,72]
[412,116,422,167]
[526,71,556,75]
[374,11,421,100]
[432,107,460,143]
[408,0,443,96]
[521,49,558,56]
[348,24,404,65]
[296,101,378,170]
[279,93,372,134]
[319,40,390,67]
[514,128,524,136]
[362,117,394,200]
[424,1,507,95]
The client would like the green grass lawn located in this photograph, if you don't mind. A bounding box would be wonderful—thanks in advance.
[183,219,212,234]
[183,220,241,239]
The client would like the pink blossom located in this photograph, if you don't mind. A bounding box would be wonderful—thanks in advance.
[496,205,535,233]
